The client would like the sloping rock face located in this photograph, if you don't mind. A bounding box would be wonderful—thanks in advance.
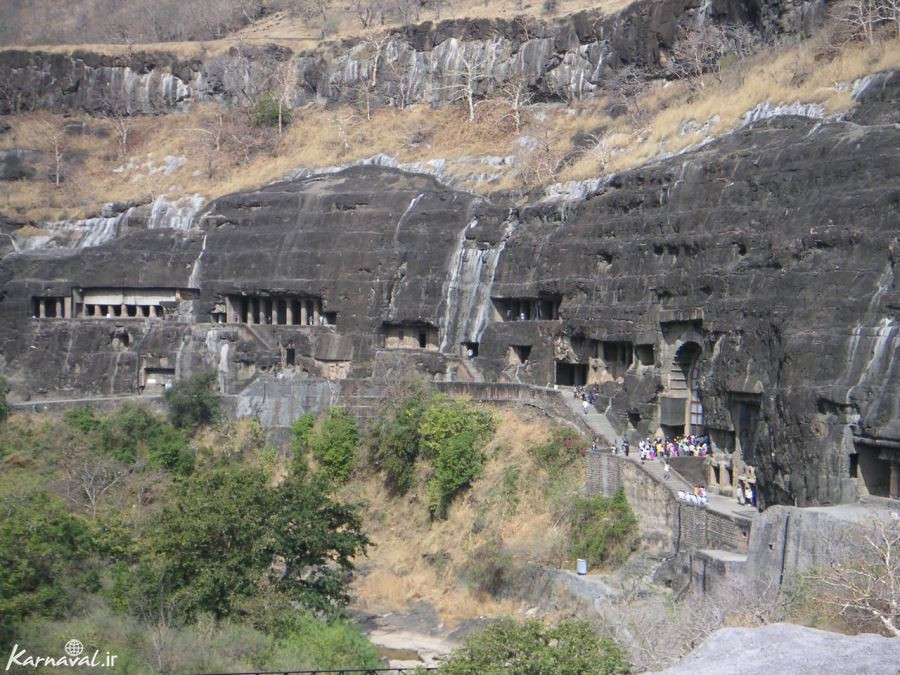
[0,0,823,114]
[0,75,897,509]
[658,623,900,675]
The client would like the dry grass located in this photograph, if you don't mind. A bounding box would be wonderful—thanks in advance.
[560,36,900,181]
[343,406,582,627]
[2,34,897,224]
[4,0,636,56]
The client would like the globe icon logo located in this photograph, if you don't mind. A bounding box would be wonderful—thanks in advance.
[64,639,84,657]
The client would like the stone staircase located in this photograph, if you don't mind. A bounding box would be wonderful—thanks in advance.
[560,389,619,445]
[556,386,753,578]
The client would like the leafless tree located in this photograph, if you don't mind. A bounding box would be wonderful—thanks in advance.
[881,0,900,36]
[354,0,383,28]
[39,116,66,189]
[63,452,130,519]
[806,515,900,637]
[601,64,648,124]
[667,24,758,91]
[494,73,533,133]
[435,40,497,122]
[330,110,362,154]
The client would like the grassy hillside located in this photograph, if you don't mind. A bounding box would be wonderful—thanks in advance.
[2,29,896,227]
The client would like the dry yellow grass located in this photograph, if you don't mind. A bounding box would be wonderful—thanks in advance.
[2,34,896,224]
[561,37,900,181]
[343,406,581,627]
[6,0,636,57]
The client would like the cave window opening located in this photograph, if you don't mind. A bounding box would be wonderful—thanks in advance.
[463,342,479,358]
[627,411,641,429]
[849,453,859,478]
[324,311,338,326]
[419,332,427,349]
[286,347,296,367]
[508,344,531,364]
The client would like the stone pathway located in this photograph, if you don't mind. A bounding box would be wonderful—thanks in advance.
[557,387,756,527]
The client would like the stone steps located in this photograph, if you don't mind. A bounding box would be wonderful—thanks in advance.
[560,390,619,445]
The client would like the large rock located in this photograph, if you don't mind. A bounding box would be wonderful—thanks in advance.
[0,0,821,115]
[0,73,896,510]
[657,623,900,674]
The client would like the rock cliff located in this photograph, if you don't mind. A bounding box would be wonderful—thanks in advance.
[0,0,825,115]
[1,65,897,509]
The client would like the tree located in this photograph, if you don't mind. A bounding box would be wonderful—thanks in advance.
[308,407,359,482]
[806,515,900,636]
[39,115,66,188]
[435,39,497,122]
[495,73,534,133]
[165,371,221,430]
[419,396,496,518]
[439,618,629,674]
[601,64,647,124]
[0,491,96,642]
[148,466,369,619]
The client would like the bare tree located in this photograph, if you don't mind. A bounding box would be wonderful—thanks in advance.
[63,452,130,519]
[39,116,66,188]
[667,24,757,91]
[188,107,229,178]
[354,0,383,28]
[494,73,533,133]
[601,64,648,124]
[881,0,900,37]
[806,515,900,637]
[435,40,497,122]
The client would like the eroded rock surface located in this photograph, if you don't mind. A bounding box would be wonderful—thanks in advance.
[0,72,897,510]
[0,0,824,115]
[657,623,900,675]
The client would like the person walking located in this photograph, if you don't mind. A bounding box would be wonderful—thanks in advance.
[663,460,671,480]
[582,399,590,415]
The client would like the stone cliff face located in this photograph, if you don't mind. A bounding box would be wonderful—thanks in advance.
[1,67,897,509]
[0,0,824,115]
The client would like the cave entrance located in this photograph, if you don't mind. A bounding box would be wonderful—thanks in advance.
[462,342,479,359]
[556,362,588,386]
[670,342,704,435]
[855,445,892,497]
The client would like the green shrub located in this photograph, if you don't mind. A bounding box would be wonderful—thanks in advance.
[378,395,426,494]
[145,423,194,476]
[266,612,380,671]
[418,395,496,459]
[439,618,629,674]
[427,430,484,520]
[165,371,221,430]
[63,406,101,434]
[530,425,585,476]
[0,491,97,642]
[308,407,359,483]
[419,397,496,519]
[97,404,193,475]
[570,488,638,568]
[252,92,292,129]
[290,413,316,476]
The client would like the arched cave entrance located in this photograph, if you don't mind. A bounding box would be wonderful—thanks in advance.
[661,341,704,437]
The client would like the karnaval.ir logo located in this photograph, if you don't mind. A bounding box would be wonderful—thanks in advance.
[5,638,117,670]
